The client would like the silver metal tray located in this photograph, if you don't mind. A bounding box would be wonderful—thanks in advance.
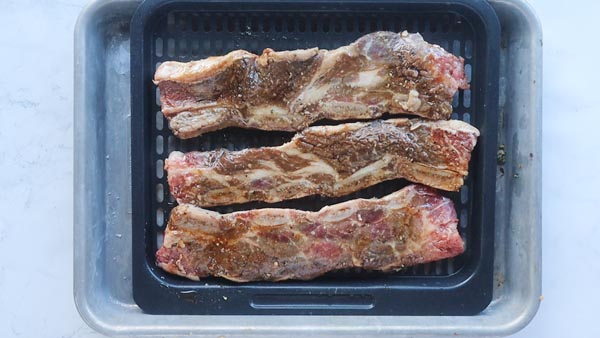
[73,0,542,336]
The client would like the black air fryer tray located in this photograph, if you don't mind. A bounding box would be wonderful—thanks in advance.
[131,0,500,316]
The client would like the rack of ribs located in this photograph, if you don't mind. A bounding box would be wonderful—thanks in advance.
[156,184,464,282]
[166,118,479,207]
[155,31,468,138]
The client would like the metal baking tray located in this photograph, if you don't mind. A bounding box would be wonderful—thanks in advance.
[74,0,542,335]
[130,0,499,316]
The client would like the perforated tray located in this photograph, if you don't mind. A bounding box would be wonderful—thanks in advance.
[130,0,500,315]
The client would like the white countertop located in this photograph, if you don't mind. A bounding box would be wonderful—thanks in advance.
[0,0,598,337]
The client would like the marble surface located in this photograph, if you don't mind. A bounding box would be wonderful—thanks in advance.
[0,0,598,337]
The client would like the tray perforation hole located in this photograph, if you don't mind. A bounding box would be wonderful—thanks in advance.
[334,16,342,33]
[297,16,306,32]
[156,183,165,203]
[156,159,164,179]
[203,14,211,32]
[156,136,164,154]
[274,16,283,32]
[465,64,472,82]
[167,12,175,31]
[441,15,451,32]
[227,15,236,32]
[178,39,188,56]
[358,17,366,33]
[463,90,471,108]
[460,208,468,229]
[167,38,175,57]
[462,112,471,123]
[191,39,200,56]
[464,40,473,59]
[262,17,271,32]
[155,111,163,130]
[178,13,187,31]
[155,37,163,57]
[156,208,165,227]
[215,14,224,32]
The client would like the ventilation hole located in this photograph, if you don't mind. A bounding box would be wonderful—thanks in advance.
[435,260,442,275]
[155,87,161,106]
[155,37,163,57]
[203,17,211,32]
[441,15,451,32]
[452,93,459,108]
[464,40,473,59]
[286,18,294,32]
[251,17,259,31]
[322,18,330,32]
[190,14,199,32]
[167,12,175,29]
[465,64,472,82]
[460,185,469,204]
[156,111,163,130]
[460,208,468,228]
[178,39,188,55]
[423,263,431,275]
[168,135,176,153]
[214,39,223,52]
[369,20,378,32]
[275,17,283,32]
[178,13,187,31]
[394,20,401,32]
[461,231,467,250]
[334,18,342,33]
[156,136,164,155]
[447,258,455,274]
[227,16,236,32]
[156,208,165,227]
[156,159,164,178]
[203,39,210,52]
[225,40,235,52]
[169,193,175,203]
[426,20,435,33]
[239,17,248,32]
[156,232,164,248]
[438,40,449,50]
[191,40,200,56]
[310,17,318,32]
[452,40,461,56]
[215,15,223,32]
[463,90,471,108]
[156,183,164,202]
[463,112,471,123]
[167,38,175,57]
[263,19,271,32]
[358,18,366,32]
[297,18,306,32]
[346,20,354,32]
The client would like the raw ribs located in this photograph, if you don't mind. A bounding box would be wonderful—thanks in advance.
[156,184,464,282]
[155,31,468,138]
[166,118,479,207]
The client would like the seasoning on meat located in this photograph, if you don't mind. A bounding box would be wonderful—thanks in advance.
[155,31,468,138]
[156,184,464,282]
[166,118,479,207]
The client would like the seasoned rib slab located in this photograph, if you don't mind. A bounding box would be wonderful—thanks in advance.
[155,31,468,138]
[156,184,464,282]
[166,118,479,207]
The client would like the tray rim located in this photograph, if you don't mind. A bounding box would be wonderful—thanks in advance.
[73,0,542,335]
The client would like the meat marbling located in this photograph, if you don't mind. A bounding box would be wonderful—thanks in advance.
[155,31,468,138]
[156,184,464,282]
[166,118,479,207]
